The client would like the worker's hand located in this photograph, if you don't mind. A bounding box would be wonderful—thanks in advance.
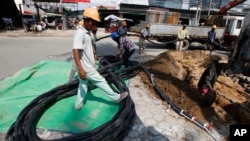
[94,53,99,61]
[78,69,87,80]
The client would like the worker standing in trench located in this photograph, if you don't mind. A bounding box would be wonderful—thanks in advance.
[72,8,128,110]
[197,56,228,106]
[111,32,136,68]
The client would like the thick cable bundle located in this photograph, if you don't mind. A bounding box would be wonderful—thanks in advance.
[5,56,140,141]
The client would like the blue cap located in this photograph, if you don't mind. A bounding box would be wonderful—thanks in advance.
[111,32,119,40]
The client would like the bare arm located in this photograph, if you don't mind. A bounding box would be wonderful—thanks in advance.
[116,45,123,58]
[205,67,214,89]
[72,49,86,79]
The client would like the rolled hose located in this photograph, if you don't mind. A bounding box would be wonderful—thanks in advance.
[5,56,140,141]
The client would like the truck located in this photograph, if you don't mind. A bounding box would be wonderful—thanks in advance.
[140,15,243,50]
[134,0,246,51]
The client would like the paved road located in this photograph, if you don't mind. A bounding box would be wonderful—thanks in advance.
[0,29,224,141]
[0,29,169,80]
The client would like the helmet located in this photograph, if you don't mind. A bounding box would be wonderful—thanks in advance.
[111,32,119,40]
[83,8,100,22]
[212,25,217,29]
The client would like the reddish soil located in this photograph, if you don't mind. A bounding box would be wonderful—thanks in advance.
[139,50,250,138]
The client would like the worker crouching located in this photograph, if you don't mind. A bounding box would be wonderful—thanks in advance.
[197,56,229,106]
[111,32,135,68]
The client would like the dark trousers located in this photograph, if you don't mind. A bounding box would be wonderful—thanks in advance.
[122,49,135,67]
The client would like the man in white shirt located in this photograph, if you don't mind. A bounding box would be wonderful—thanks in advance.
[139,24,150,54]
[72,8,128,111]
[176,24,189,50]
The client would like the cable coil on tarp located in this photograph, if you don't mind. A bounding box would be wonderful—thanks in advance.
[5,56,140,141]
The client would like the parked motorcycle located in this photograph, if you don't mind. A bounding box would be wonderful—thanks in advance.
[1,17,15,30]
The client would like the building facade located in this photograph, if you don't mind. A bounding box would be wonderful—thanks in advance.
[189,0,244,12]
[149,0,182,9]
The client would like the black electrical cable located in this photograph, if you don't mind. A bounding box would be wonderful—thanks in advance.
[5,56,140,141]
[141,66,217,140]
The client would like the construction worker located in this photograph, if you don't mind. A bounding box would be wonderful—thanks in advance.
[176,24,189,51]
[69,19,97,82]
[207,25,217,56]
[111,32,135,68]
[72,7,128,111]
[117,20,128,37]
[197,56,228,106]
[139,24,150,54]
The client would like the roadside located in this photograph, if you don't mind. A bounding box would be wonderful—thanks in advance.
[0,28,76,37]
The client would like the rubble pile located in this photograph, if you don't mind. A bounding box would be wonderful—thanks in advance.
[225,71,250,93]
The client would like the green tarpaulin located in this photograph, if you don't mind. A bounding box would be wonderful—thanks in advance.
[0,60,121,133]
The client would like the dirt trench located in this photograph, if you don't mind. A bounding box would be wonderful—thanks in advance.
[139,50,250,138]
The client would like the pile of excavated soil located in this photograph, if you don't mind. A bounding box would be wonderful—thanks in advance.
[139,50,250,138]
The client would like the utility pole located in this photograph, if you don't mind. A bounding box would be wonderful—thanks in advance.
[61,0,67,30]
[195,0,202,26]
[208,0,212,16]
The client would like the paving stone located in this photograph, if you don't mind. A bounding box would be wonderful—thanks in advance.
[136,101,147,107]
[140,112,152,119]
[153,114,164,122]
[153,135,169,141]
[145,118,157,126]
[176,130,188,140]
[143,138,151,141]
[122,136,130,141]
[157,121,171,130]
[148,126,161,136]
[150,108,161,115]
[128,130,140,138]
[130,137,142,141]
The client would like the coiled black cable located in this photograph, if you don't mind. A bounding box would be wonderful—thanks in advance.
[5,56,140,141]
